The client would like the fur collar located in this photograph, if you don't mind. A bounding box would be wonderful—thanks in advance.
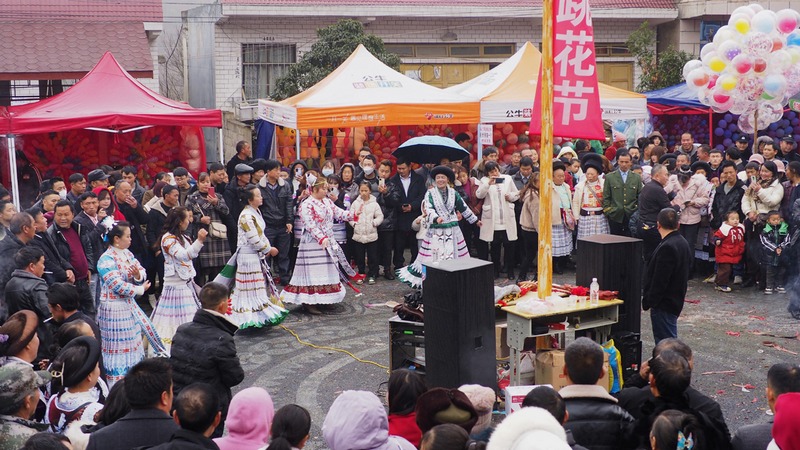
[485,406,566,450]
[559,384,618,403]
[718,222,744,236]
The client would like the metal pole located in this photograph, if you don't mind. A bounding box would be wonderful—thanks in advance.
[218,127,224,163]
[537,4,554,299]
[8,135,20,208]
[296,129,301,160]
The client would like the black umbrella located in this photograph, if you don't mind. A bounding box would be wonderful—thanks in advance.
[392,136,470,164]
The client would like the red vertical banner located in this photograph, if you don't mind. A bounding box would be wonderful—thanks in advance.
[531,0,605,140]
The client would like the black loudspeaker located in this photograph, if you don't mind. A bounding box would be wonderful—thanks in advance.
[576,234,643,335]
[422,258,496,389]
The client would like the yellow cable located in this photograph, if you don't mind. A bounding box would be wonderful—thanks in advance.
[279,325,390,372]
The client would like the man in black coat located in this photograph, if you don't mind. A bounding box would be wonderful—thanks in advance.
[258,159,293,285]
[115,181,151,268]
[0,212,36,322]
[149,383,221,450]
[642,208,692,344]
[28,208,73,287]
[638,164,679,264]
[615,338,731,443]
[169,282,243,437]
[222,164,253,252]
[391,158,426,269]
[376,160,401,280]
[559,337,636,450]
[5,246,53,362]
[86,358,178,450]
[711,161,746,230]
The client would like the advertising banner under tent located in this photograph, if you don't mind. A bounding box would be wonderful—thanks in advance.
[257,44,480,129]
[445,42,648,123]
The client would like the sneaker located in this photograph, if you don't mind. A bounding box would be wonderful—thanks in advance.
[734,275,743,285]
[368,277,376,285]
[764,288,774,295]
[356,279,363,285]
[703,274,716,283]
[715,285,732,293]
[777,286,786,293]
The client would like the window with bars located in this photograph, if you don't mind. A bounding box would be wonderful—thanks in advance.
[241,43,296,101]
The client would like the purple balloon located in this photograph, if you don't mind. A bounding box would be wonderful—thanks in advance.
[777,129,786,138]
[715,127,725,136]
[723,138,733,147]
[788,111,797,120]
[719,120,728,128]
[770,123,779,131]
[728,123,738,131]
[716,144,725,151]
[724,113,734,122]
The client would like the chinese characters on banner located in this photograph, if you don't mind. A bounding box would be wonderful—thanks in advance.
[530,0,605,140]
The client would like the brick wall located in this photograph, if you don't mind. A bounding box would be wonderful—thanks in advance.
[213,15,645,111]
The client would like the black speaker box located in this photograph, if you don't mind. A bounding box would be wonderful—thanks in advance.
[422,258,496,389]
[576,235,643,370]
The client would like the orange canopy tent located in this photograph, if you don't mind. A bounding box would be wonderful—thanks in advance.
[257,44,480,129]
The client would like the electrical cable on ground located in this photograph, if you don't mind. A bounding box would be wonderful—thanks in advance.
[279,325,390,372]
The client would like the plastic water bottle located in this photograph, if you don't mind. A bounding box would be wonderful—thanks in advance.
[590,278,600,307]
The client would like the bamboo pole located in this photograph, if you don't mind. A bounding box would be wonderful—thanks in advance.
[537,3,554,299]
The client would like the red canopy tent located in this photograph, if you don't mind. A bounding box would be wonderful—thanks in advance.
[1,52,222,207]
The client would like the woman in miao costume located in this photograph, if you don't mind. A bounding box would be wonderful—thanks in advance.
[281,175,362,315]
[571,153,609,242]
[150,206,207,354]
[229,184,289,329]
[96,221,166,386]
[397,165,481,289]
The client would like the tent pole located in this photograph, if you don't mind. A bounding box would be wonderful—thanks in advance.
[218,128,224,163]
[7,135,20,208]
[296,129,301,160]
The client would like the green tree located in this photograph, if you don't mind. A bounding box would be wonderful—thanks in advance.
[626,22,694,92]
[272,19,402,100]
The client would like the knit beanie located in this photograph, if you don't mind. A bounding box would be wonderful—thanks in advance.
[458,384,496,434]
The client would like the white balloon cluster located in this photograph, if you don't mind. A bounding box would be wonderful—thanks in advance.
[683,5,800,134]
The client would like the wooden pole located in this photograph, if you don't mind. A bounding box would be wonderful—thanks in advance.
[537,3,554,299]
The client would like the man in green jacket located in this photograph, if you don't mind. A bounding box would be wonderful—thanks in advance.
[602,150,642,236]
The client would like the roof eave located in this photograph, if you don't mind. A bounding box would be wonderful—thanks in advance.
[0,70,154,81]
[222,4,678,20]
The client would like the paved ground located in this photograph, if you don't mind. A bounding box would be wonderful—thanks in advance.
[232,268,800,449]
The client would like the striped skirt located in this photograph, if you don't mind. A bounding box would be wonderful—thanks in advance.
[576,214,610,240]
[281,239,346,305]
[98,299,145,387]
[397,225,470,289]
[552,223,574,257]
[149,278,200,355]
[230,252,289,329]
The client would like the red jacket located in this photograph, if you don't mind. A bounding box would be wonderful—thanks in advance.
[388,412,422,448]
[713,223,745,264]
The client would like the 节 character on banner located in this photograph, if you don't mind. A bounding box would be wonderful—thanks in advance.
[531,0,605,139]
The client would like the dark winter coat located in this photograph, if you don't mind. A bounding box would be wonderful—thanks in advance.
[5,269,53,361]
[760,221,790,267]
[711,179,746,230]
[0,233,26,321]
[376,179,400,231]
[117,201,151,262]
[46,221,97,273]
[29,232,72,285]
[147,201,172,254]
[147,429,220,450]
[169,310,244,419]
[257,178,293,227]
[642,231,692,317]
[638,181,673,227]
[560,385,637,450]
[390,171,427,231]
[634,395,731,450]
[73,211,108,266]
[86,409,179,450]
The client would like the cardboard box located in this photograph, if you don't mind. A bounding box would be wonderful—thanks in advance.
[504,384,552,416]
[534,349,610,392]
[495,323,509,359]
